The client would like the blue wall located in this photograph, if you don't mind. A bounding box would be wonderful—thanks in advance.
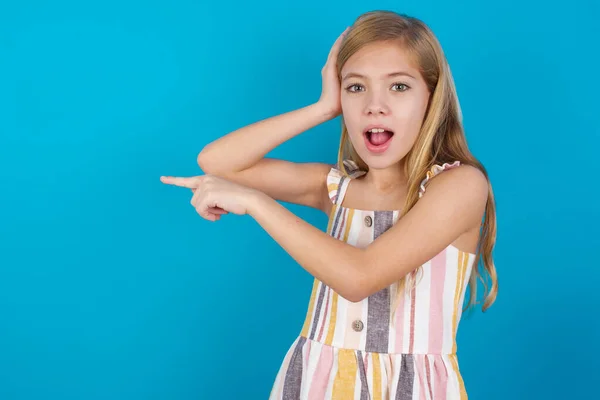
[1,0,598,398]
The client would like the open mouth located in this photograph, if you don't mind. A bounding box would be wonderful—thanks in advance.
[364,127,394,153]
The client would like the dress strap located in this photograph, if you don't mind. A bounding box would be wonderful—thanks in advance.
[418,161,461,198]
[327,159,366,205]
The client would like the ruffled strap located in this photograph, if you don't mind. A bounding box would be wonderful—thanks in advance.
[418,161,461,198]
[327,159,366,204]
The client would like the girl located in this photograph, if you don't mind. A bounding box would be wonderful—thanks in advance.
[161,10,497,400]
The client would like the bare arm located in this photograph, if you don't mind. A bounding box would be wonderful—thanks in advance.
[198,102,334,174]
[245,165,488,302]
[197,29,348,213]
[197,103,336,212]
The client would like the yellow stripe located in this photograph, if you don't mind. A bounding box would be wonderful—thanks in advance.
[327,183,338,193]
[342,208,354,241]
[300,280,320,337]
[324,292,338,345]
[326,203,338,234]
[331,349,358,400]
[451,251,466,354]
[458,252,469,305]
[449,355,468,399]
[452,252,468,353]
[323,208,353,346]
[372,352,382,400]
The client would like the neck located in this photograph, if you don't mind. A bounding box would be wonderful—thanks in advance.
[362,160,408,194]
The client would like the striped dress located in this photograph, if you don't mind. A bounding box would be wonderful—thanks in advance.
[269,159,475,400]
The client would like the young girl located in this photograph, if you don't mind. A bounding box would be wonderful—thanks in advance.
[161,10,497,400]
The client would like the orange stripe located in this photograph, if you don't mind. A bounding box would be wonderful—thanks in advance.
[372,352,382,400]
[300,280,320,337]
[331,349,358,399]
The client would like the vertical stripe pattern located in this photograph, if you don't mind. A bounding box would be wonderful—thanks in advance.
[366,211,394,353]
[270,160,474,400]
[282,336,306,399]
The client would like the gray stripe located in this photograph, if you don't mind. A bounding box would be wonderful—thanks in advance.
[396,354,415,400]
[282,336,307,399]
[356,350,370,400]
[373,210,394,239]
[309,283,327,339]
[366,211,394,353]
[330,205,344,238]
[330,176,346,235]
[336,176,347,204]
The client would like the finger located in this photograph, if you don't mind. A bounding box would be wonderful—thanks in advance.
[160,176,202,189]
[208,206,228,215]
[327,28,349,60]
[206,209,225,221]
[191,191,213,218]
[197,203,217,221]
[191,186,202,207]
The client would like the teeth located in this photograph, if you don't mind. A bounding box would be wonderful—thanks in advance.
[369,128,386,133]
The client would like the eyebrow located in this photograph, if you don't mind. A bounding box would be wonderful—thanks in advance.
[342,71,417,81]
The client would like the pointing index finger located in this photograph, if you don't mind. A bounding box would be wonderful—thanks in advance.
[160,176,201,188]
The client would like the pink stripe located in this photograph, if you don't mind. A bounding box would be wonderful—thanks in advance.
[307,345,334,399]
[425,356,434,400]
[416,356,427,400]
[394,286,406,353]
[409,271,417,353]
[428,250,447,354]
[433,357,448,400]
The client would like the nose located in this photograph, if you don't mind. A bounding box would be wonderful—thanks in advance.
[364,91,390,115]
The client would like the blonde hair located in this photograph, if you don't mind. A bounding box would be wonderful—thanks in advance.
[335,11,498,313]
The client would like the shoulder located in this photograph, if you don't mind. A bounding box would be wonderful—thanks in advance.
[420,162,488,200]
[321,159,367,213]
[417,163,489,227]
[327,159,365,190]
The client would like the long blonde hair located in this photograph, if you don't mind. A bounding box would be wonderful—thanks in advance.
[335,11,498,312]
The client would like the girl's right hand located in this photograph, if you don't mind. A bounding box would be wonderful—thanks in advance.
[318,28,349,119]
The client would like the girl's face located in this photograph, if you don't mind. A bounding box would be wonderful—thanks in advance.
[340,41,431,170]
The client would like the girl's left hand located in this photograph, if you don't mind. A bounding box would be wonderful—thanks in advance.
[160,174,259,222]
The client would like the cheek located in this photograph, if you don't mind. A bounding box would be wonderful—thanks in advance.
[341,99,362,132]
[341,96,358,117]
[395,95,429,129]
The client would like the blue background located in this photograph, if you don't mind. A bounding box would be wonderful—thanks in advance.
[1,0,598,399]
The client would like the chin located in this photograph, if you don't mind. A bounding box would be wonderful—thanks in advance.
[350,137,406,170]
[359,154,403,170]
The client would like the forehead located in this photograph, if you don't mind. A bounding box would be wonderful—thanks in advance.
[341,41,419,78]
